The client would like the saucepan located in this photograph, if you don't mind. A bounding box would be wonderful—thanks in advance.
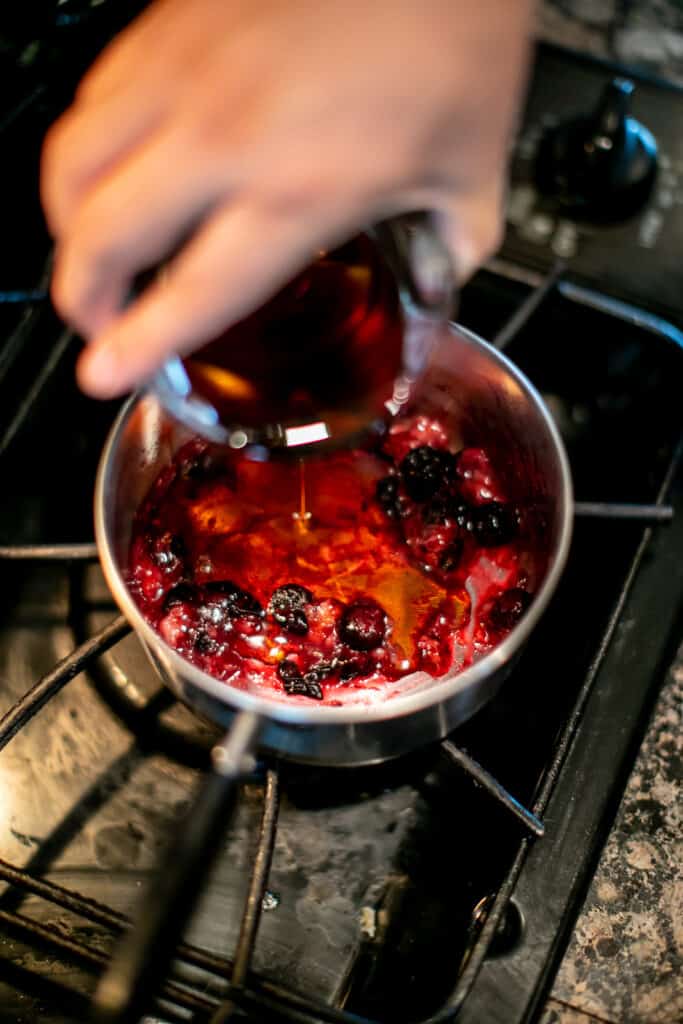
[92,313,572,1022]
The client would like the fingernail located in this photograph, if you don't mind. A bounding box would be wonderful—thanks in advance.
[77,342,124,397]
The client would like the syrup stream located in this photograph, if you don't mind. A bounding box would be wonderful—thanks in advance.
[294,458,312,533]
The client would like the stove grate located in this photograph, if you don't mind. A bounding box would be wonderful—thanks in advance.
[0,581,545,1023]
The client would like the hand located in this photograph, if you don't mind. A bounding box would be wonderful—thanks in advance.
[41,0,533,398]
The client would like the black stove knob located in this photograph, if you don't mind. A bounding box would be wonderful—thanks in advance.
[535,77,658,222]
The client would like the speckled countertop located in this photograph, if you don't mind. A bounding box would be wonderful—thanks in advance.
[535,9,683,1021]
[540,648,682,1023]
[539,1,683,85]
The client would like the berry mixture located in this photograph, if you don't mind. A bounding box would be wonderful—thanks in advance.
[127,417,533,705]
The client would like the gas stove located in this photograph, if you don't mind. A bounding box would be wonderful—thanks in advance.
[0,10,681,1024]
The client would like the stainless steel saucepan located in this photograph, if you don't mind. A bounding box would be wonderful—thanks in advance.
[92,320,572,1022]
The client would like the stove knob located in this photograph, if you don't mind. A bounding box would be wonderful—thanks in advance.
[535,77,658,221]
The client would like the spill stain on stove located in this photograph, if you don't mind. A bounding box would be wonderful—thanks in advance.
[93,822,144,870]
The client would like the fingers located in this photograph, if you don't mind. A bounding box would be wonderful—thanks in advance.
[49,126,226,339]
[76,199,355,398]
[41,0,206,238]
[42,94,170,240]
[435,180,504,283]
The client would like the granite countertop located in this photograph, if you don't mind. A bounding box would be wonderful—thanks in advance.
[540,647,682,1023]
[539,0,683,85]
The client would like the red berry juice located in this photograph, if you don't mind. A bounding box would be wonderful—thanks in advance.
[127,416,532,706]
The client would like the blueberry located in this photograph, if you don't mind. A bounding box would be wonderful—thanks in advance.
[184,451,226,483]
[277,660,301,685]
[277,660,323,700]
[304,663,334,685]
[268,584,313,633]
[268,584,312,612]
[232,590,264,616]
[376,476,400,517]
[194,631,218,654]
[339,601,387,651]
[488,588,531,631]
[473,503,517,547]
[204,579,242,599]
[400,446,457,502]
[203,580,263,617]
[334,655,372,680]
[438,540,464,573]
[282,608,309,635]
[163,581,199,613]
[152,532,186,571]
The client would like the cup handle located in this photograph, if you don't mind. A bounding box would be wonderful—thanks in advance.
[371,211,456,320]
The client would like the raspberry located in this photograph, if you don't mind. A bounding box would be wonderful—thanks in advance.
[159,603,197,650]
[384,416,450,463]
[456,447,506,505]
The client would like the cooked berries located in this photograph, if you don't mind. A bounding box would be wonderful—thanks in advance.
[152,532,186,572]
[203,580,263,617]
[452,504,477,533]
[335,655,372,680]
[473,503,517,547]
[163,581,198,612]
[277,660,323,700]
[376,476,400,517]
[400,446,457,502]
[339,601,387,651]
[438,540,464,573]
[194,631,218,654]
[281,608,309,634]
[131,419,527,703]
[423,495,454,525]
[183,450,229,484]
[303,663,334,685]
[268,584,312,612]
[268,584,313,634]
[488,588,531,631]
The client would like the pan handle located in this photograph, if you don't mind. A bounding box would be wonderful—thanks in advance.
[92,709,262,1024]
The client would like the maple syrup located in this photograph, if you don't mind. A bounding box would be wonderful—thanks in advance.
[179,234,405,451]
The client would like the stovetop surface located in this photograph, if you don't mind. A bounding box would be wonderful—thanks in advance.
[0,11,681,1024]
